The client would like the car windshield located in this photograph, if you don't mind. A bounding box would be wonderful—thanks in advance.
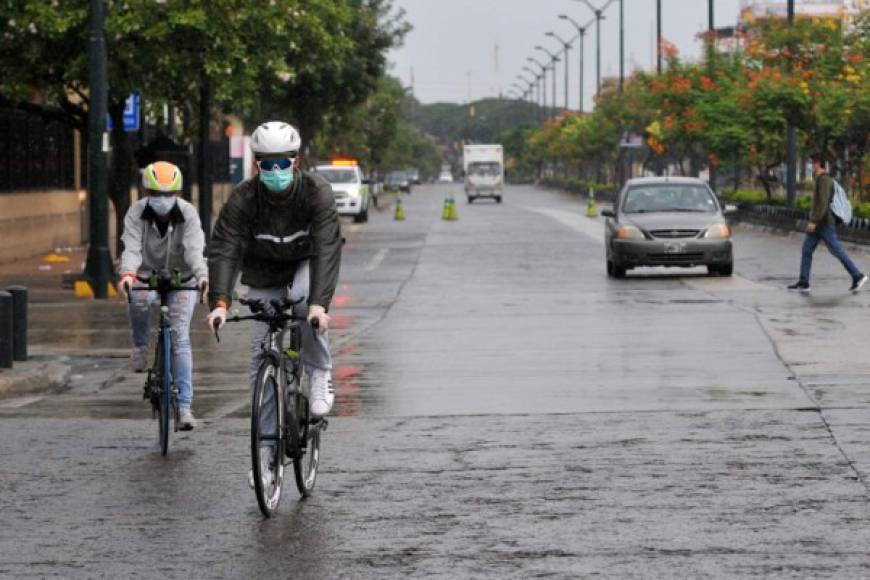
[386,172,406,182]
[622,184,717,214]
[318,168,357,184]
[469,162,500,176]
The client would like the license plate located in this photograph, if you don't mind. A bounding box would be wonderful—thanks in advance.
[665,242,687,254]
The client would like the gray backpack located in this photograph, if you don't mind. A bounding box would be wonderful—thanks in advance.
[830,179,852,225]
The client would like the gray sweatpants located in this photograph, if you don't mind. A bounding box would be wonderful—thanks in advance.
[247,261,332,440]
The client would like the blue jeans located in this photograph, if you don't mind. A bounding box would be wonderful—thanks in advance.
[128,288,197,409]
[799,224,862,283]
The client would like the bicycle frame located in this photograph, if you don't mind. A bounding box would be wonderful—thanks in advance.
[129,269,199,453]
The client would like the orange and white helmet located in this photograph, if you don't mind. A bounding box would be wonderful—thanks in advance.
[142,161,183,193]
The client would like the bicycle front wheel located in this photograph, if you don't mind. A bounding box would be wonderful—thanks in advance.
[157,332,171,457]
[251,360,285,517]
[291,392,320,497]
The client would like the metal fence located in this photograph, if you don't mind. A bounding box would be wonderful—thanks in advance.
[0,110,76,193]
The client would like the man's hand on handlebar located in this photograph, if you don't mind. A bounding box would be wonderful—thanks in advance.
[118,273,136,301]
[308,304,330,335]
[207,306,227,332]
[197,278,209,304]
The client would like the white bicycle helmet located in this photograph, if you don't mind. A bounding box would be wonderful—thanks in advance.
[250,121,301,157]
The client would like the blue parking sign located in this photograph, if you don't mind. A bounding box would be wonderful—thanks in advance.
[106,92,140,132]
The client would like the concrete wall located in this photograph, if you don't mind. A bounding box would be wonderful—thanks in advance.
[0,190,85,263]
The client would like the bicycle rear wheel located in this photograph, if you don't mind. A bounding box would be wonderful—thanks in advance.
[291,392,320,497]
[157,332,171,457]
[251,360,285,517]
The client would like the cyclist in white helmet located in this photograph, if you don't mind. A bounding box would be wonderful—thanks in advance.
[206,122,342,485]
[118,161,209,430]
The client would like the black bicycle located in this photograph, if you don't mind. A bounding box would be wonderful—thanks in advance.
[129,269,200,456]
[216,296,326,517]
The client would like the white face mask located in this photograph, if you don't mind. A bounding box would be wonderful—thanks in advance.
[149,196,176,216]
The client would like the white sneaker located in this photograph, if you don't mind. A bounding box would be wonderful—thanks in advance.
[309,368,334,417]
[130,347,148,373]
[248,447,275,490]
[178,408,196,431]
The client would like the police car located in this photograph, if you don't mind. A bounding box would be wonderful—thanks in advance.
[314,158,370,223]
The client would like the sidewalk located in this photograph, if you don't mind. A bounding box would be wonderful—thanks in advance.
[0,246,105,398]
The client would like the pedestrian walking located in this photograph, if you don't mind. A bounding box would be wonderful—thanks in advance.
[788,154,867,292]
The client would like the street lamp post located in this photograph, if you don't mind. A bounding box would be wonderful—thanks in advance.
[84,0,112,299]
[546,31,572,111]
[535,45,560,115]
[786,0,797,206]
[559,14,594,112]
[522,67,542,119]
[528,57,548,119]
[657,0,663,74]
[577,0,616,97]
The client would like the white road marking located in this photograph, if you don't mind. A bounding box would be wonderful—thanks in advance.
[365,248,389,271]
[0,396,44,409]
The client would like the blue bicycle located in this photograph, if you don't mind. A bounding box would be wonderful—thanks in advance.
[129,269,199,456]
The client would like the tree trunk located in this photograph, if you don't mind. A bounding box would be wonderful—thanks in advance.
[108,98,135,257]
[757,165,774,201]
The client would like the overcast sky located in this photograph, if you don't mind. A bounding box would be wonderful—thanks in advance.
[387,0,743,110]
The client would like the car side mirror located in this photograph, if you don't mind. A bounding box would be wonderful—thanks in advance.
[601,209,616,218]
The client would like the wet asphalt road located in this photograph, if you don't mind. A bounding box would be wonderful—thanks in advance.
[3,184,870,578]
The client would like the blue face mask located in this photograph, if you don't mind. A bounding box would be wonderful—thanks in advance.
[259,167,294,193]
[149,196,176,216]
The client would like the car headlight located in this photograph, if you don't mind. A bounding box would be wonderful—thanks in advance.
[703,224,730,239]
[346,187,361,198]
[615,225,645,240]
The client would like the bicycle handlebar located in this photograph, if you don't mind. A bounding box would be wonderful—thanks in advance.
[125,269,199,304]
[212,296,318,343]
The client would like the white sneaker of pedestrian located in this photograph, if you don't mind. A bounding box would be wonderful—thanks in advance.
[178,408,196,431]
[130,346,148,373]
[309,368,334,417]
[248,447,275,490]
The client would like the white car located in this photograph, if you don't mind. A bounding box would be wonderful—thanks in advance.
[438,171,453,183]
[315,161,370,223]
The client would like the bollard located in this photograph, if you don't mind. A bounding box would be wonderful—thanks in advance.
[6,286,27,361]
[0,291,12,369]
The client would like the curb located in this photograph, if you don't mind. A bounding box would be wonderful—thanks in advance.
[0,357,72,398]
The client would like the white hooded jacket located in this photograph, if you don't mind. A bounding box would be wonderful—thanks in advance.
[119,197,208,281]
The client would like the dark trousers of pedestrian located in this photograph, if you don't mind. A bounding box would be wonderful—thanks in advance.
[799,224,861,283]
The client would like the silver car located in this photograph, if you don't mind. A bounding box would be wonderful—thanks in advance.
[602,177,734,278]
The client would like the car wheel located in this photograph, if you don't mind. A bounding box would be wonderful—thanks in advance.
[719,262,733,276]
[354,208,368,223]
[496,196,502,203]
[467,196,474,204]
[606,260,614,277]
[613,264,627,278]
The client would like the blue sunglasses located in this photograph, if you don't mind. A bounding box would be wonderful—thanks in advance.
[257,157,295,171]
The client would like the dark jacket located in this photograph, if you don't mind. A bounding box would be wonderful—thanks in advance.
[208,170,342,310]
[810,173,835,227]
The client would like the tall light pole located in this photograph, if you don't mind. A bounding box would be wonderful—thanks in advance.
[657,0,663,74]
[546,31,572,111]
[521,68,542,119]
[708,0,717,191]
[786,0,797,206]
[528,57,548,119]
[559,14,594,112]
[84,0,112,298]
[517,74,535,104]
[535,45,560,115]
[577,0,616,97]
